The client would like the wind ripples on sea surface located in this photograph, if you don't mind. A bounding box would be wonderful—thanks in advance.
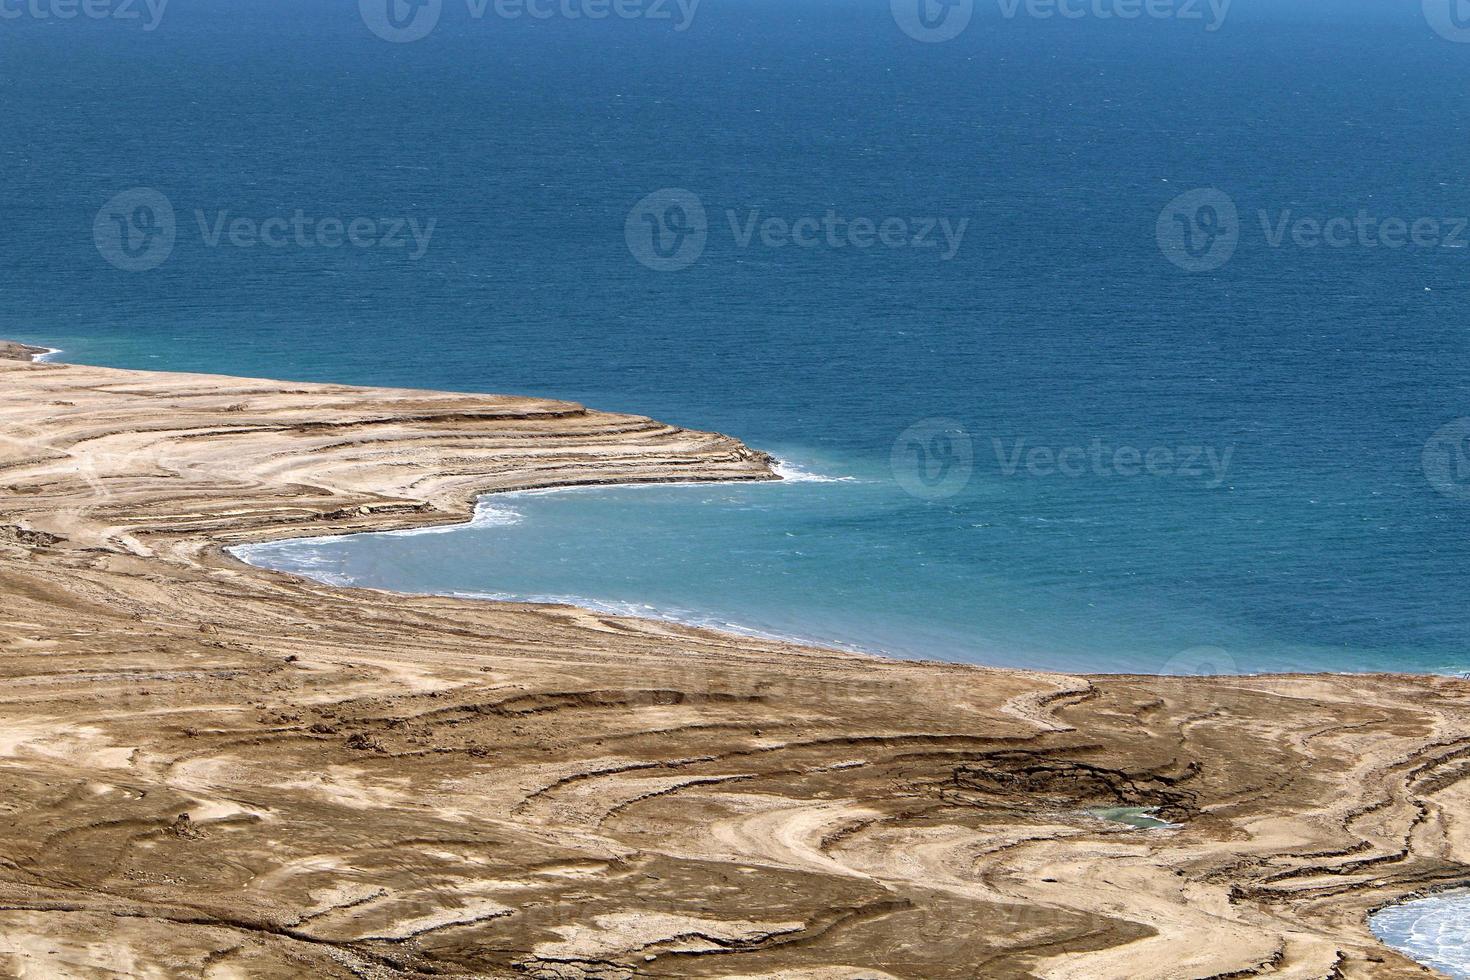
[1371,890,1470,979]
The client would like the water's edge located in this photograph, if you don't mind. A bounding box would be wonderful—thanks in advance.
[229,479,891,662]
[20,344,1468,976]
[1370,886,1470,979]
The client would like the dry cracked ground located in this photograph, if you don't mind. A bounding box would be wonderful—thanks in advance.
[0,342,1465,979]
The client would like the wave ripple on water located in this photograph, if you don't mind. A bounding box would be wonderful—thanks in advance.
[1371,890,1470,979]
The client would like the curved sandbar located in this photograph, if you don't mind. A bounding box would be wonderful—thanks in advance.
[0,344,1465,978]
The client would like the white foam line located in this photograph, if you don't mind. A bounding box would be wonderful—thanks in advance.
[446,588,882,655]
[31,347,62,363]
[222,481,756,568]
[382,500,524,536]
[772,458,859,484]
[226,456,865,650]
[1371,886,1470,978]
[233,458,853,562]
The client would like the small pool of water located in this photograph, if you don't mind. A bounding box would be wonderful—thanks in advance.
[1086,807,1180,831]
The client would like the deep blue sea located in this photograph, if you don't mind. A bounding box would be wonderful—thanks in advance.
[6,0,1470,676]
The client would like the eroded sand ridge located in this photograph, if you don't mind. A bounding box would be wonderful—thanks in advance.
[0,347,1465,978]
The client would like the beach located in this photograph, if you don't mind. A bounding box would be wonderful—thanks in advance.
[2,344,1467,978]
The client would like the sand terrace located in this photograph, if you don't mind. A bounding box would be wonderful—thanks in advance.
[0,346,1465,978]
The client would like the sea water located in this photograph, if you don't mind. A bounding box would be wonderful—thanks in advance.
[6,0,1470,681]
[1372,890,1470,979]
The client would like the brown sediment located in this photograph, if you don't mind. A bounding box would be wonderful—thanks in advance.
[0,342,49,363]
[0,349,1465,979]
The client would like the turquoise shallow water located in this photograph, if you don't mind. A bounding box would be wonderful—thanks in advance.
[7,1,1470,682]
[1086,808,1179,831]
[233,465,1468,675]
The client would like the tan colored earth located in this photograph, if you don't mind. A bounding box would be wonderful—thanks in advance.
[0,344,1465,978]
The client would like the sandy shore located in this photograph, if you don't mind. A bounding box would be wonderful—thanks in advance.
[0,345,1466,979]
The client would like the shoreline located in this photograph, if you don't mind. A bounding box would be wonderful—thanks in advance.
[1369,880,1470,916]
[235,484,1470,682]
[1,345,1466,978]
[19,341,1408,684]
[229,479,902,666]
[0,339,55,363]
[1370,886,1470,977]
[25,342,1452,679]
